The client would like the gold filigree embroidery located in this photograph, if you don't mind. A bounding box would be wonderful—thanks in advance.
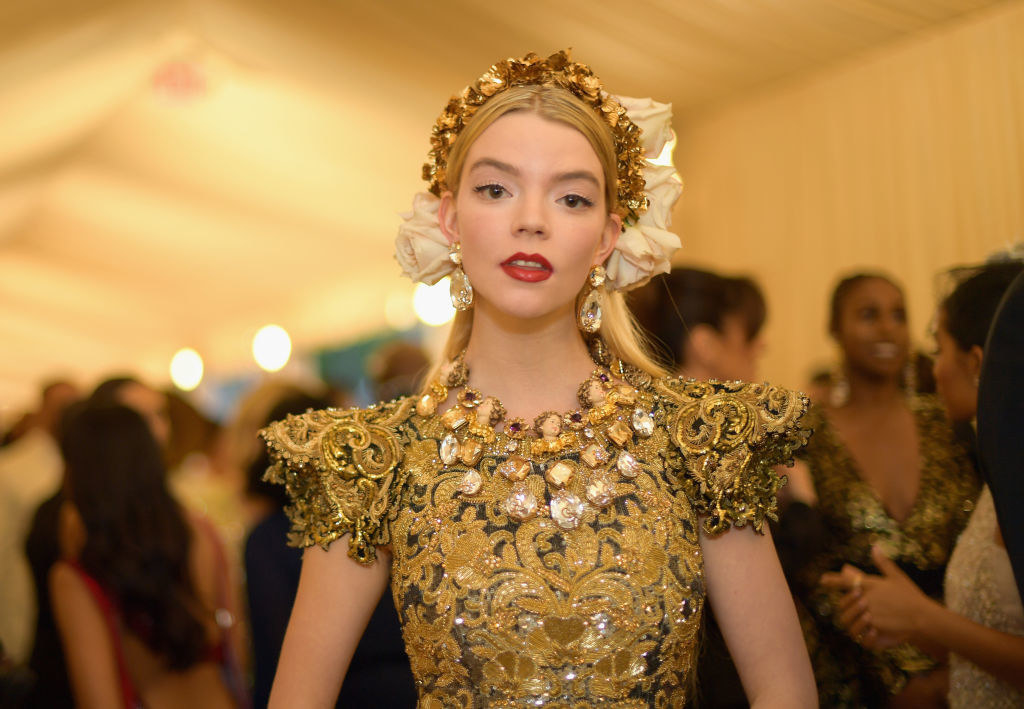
[659,379,810,535]
[260,399,413,561]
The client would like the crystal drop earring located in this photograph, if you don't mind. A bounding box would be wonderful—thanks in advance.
[578,265,606,334]
[448,243,473,311]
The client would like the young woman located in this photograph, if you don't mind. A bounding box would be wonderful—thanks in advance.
[50,405,243,708]
[792,273,979,706]
[263,51,815,707]
[822,260,1024,707]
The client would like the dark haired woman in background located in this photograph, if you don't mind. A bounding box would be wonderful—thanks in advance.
[632,267,766,381]
[793,273,979,707]
[824,260,1024,707]
[50,405,243,708]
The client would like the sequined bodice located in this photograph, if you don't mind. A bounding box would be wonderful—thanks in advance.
[794,398,979,705]
[945,486,1024,708]
[262,378,808,707]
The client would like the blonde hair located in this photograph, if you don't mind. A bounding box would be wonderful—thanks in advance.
[424,85,667,389]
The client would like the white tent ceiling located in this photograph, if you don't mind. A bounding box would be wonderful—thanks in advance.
[0,0,1009,411]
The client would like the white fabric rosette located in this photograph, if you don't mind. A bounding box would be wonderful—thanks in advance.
[605,162,683,291]
[395,96,682,291]
[395,191,450,285]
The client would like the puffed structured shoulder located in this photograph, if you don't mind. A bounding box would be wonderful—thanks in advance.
[655,378,811,536]
[260,398,416,564]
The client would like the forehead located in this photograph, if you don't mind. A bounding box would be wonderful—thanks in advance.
[843,278,903,306]
[465,112,603,175]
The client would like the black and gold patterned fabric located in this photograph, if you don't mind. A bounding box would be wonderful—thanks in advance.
[262,378,809,707]
[793,397,979,707]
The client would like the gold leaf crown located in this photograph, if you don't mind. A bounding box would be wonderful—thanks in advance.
[422,50,648,224]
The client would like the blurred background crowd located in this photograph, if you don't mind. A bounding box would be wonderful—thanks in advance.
[2,1,1024,707]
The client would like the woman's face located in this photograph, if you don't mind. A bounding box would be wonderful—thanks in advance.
[932,313,980,422]
[439,112,620,324]
[833,278,909,379]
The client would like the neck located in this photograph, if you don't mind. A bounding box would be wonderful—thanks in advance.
[841,365,905,410]
[461,299,597,421]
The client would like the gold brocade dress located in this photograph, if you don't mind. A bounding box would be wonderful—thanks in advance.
[793,397,979,707]
[262,378,809,708]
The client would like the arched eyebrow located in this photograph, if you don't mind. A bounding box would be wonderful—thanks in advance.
[468,157,518,175]
[468,158,600,187]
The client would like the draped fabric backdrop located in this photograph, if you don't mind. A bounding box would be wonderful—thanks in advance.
[674,0,1024,389]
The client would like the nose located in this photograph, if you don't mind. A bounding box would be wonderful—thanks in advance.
[513,193,548,239]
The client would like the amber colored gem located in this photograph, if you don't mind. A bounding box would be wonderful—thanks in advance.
[497,455,531,481]
[605,421,631,447]
[580,443,609,468]
[441,406,469,430]
[416,394,437,417]
[544,461,576,489]
[460,439,484,466]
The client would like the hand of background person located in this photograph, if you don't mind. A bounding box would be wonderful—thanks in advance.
[820,545,937,650]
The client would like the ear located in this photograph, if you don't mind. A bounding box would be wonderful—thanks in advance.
[594,212,622,266]
[967,344,984,382]
[438,191,459,246]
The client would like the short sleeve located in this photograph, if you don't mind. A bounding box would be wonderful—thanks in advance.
[259,400,412,564]
[658,378,811,536]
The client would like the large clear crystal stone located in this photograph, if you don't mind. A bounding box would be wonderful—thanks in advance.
[585,472,614,507]
[439,433,459,465]
[457,469,483,495]
[450,268,474,310]
[631,408,655,437]
[505,483,538,521]
[549,491,585,529]
[616,451,641,478]
[578,287,602,333]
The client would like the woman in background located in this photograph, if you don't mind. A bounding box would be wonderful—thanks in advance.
[824,259,1024,707]
[51,405,243,708]
[631,267,766,382]
[793,272,979,707]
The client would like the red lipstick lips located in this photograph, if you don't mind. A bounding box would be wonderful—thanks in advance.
[500,253,552,283]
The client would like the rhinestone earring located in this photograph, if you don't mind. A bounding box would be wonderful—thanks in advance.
[448,243,473,311]
[578,265,606,334]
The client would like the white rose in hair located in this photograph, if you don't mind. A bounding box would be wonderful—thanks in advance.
[395,192,453,285]
[617,96,674,158]
[605,223,680,291]
[639,164,683,230]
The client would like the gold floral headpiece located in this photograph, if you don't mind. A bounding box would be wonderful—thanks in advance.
[424,50,647,224]
[396,50,683,292]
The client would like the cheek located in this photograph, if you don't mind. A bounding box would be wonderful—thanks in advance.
[934,357,973,416]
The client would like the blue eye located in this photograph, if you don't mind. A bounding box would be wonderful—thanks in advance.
[474,184,508,199]
[559,194,594,209]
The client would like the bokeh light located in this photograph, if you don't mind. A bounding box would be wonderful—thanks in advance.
[253,324,291,372]
[413,279,456,327]
[170,348,204,391]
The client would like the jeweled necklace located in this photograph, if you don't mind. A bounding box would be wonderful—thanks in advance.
[415,354,657,530]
